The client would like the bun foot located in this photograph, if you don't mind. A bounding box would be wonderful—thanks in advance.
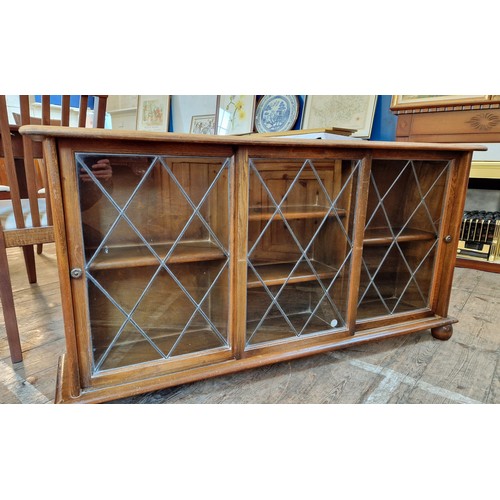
[431,325,453,341]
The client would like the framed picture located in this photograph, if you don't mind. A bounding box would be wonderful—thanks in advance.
[302,95,378,138]
[390,95,496,111]
[215,95,255,135]
[190,114,216,135]
[171,95,217,133]
[136,95,170,132]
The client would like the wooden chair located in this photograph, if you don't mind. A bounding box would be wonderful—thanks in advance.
[0,95,108,363]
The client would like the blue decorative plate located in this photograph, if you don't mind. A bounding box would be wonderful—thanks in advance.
[255,95,299,133]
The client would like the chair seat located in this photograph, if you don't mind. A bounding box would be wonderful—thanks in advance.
[0,198,48,229]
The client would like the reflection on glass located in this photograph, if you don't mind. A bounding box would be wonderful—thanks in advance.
[75,153,231,372]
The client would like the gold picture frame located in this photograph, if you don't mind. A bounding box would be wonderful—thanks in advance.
[390,95,499,111]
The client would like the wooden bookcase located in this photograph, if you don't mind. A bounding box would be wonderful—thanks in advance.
[20,126,484,403]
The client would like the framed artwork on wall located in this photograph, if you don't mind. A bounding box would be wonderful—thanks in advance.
[215,95,255,135]
[190,114,216,135]
[136,95,170,132]
[170,95,217,133]
[390,95,498,111]
[302,95,378,138]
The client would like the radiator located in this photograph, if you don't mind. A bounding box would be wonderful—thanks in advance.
[458,210,500,261]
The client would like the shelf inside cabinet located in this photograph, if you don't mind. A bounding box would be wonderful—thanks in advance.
[363,227,437,246]
[93,325,227,371]
[87,240,226,271]
[246,314,338,344]
[356,297,425,320]
[248,260,337,289]
[248,205,347,222]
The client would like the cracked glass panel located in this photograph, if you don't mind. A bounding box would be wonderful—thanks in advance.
[357,159,450,320]
[246,157,360,347]
[76,153,231,372]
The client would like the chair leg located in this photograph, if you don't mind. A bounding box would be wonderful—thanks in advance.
[22,245,37,284]
[0,238,23,363]
[37,244,43,255]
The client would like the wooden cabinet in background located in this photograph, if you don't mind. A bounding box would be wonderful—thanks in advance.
[391,95,500,273]
[20,126,484,403]
[394,108,500,143]
[391,95,500,143]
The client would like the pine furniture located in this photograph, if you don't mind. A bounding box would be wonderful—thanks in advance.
[20,125,485,403]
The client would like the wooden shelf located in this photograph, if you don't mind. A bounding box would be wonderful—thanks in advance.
[88,240,226,271]
[357,297,423,320]
[246,313,339,345]
[93,326,226,371]
[363,227,437,246]
[248,260,337,289]
[248,206,347,222]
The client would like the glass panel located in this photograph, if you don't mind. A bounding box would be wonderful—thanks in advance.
[358,159,450,320]
[76,153,231,373]
[246,157,359,348]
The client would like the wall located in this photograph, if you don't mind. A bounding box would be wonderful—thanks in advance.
[34,95,94,108]
[369,95,397,141]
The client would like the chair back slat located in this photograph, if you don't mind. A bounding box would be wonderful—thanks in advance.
[19,96,42,228]
[92,95,108,128]
[41,95,51,126]
[61,96,71,127]
[78,95,89,127]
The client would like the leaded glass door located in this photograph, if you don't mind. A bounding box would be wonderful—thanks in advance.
[75,152,232,373]
[357,158,451,321]
[245,157,360,347]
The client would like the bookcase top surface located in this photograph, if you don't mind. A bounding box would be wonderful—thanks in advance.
[19,125,488,152]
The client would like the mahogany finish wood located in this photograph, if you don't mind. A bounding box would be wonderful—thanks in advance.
[20,126,484,403]
[0,96,108,363]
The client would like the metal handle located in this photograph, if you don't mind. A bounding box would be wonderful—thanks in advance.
[444,235,452,243]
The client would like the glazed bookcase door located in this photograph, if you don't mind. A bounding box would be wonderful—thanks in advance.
[357,158,451,322]
[245,156,361,347]
[75,152,232,374]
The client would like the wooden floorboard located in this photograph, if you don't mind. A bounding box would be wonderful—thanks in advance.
[0,243,499,404]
